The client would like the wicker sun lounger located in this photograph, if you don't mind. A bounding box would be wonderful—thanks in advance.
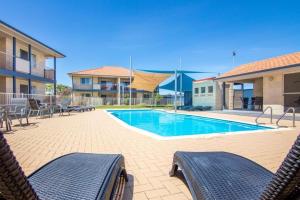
[0,131,128,200]
[170,135,300,200]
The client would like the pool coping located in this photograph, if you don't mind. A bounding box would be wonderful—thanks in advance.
[104,109,291,140]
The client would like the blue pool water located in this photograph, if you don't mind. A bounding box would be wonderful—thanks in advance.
[108,110,272,137]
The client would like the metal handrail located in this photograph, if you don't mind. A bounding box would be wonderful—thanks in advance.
[276,107,296,128]
[255,106,273,125]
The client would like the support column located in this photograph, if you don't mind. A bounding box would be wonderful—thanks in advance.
[71,76,74,104]
[174,69,177,112]
[53,56,57,95]
[28,44,32,94]
[91,76,94,96]
[12,37,16,95]
[117,78,121,105]
[222,82,226,110]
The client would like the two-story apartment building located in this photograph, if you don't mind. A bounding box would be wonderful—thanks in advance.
[69,66,149,105]
[0,20,65,96]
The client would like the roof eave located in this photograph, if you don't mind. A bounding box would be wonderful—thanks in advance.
[216,63,300,81]
[0,20,65,58]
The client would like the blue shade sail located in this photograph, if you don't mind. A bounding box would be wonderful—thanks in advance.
[159,73,194,92]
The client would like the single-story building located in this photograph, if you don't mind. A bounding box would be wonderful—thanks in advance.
[216,51,300,115]
[192,77,222,110]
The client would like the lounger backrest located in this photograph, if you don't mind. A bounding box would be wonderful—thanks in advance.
[11,98,28,114]
[11,98,28,107]
[260,134,300,200]
[28,99,39,110]
[0,131,39,200]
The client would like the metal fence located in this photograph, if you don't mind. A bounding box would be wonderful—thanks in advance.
[0,93,178,107]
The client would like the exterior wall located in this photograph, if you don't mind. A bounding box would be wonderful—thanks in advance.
[263,74,284,115]
[5,77,13,93]
[253,78,263,97]
[215,81,223,110]
[0,76,6,92]
[31,81,46,94]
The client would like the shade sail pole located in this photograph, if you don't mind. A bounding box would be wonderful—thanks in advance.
[174,69,177,112]
[179,57,183,106]
[129,56,132,108]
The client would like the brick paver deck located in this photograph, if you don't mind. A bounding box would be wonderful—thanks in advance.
[2,110,300,200]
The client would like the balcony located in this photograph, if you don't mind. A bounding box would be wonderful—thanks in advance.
[44,68,55,80]
[73,83,93,90]
[94,83,118,91]
[0,50,56,81]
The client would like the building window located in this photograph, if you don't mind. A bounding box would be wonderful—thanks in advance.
[208,86,213,93]
[194,88,199,94]
[201,87,206,93]
[80,78,92,85]
[31,54,37,68]
[20,84,28,94]
[20,49,29,60]
[82,93,91,97]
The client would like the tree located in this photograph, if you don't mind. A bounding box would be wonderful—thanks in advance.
[45,84,72,96]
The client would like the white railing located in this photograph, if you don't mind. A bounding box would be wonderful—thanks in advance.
[0,92,177,107]
[73,83,93,90]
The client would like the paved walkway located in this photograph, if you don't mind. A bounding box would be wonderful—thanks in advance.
[2,110,300,200]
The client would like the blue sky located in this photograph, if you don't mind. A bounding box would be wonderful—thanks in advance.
[1,0,300,87]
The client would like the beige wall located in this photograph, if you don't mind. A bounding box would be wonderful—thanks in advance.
[5,77,13,93]
[0,76,6,92]
[253,78,263,97]
[193,80,222,110]
[263,74,284,115]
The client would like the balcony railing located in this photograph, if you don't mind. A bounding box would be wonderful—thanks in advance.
[74,83,131,91]
[0,50,55,80]
[44,68,55,80]
[73,83,93,90]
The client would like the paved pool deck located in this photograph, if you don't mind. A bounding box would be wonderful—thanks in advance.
[2,109,300,200]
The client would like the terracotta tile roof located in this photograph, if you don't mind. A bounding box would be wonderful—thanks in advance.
[194,77,216,83]
[69,66,131,77]
[218,51,300,79]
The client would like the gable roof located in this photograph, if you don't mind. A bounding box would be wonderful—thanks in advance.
[217,51,300,79]
[69,66,131,77]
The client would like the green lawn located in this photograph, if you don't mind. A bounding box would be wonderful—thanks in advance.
[96,105,173,109]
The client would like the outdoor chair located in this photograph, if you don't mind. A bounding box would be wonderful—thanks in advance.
[28,98,51,118]
[170,134,300,200]
[252,97,263,111]
[0,131,128,200]
[7,98,29,126]
[241,97,249,109]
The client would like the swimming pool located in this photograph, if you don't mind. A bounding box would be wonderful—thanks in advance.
[108,110,272,138]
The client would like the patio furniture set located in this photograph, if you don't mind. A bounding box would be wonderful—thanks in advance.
[241,96,264,111]
[0,129,299,199]
[0,98,96,131]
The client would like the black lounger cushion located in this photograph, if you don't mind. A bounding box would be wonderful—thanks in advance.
[170,151,274,200]
[28,153,125,200]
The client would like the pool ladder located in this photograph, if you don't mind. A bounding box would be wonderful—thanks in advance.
[255,106,273,125]
[255,106,296,128]
[276,107,296,128]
